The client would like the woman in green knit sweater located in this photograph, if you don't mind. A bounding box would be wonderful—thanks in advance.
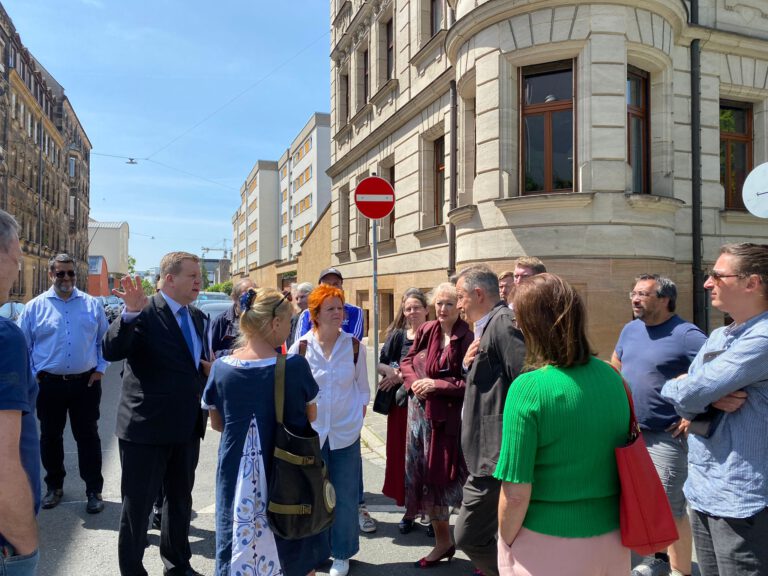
[494,274,631,576]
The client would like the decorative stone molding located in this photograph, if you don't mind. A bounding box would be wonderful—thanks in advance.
[447,204,478,226]
[410,29,448,70]
[333,122,352,143]
[414,224,447,243]
[352,243,372,258]
[624,193,684,213]
[724,0,768,20]
[351,101,373,129]
[494,193,595,214]
[720,209,768,224]
[370,78,399,108]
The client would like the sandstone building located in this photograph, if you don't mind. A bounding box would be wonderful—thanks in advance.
[0,4,91,301]
[327,0,768,352]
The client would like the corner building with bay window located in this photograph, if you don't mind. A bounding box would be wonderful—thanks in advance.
[328,0,768,353]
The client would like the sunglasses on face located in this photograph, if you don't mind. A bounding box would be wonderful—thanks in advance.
[706,271,743,283]
[54,270,76,278]
[272,292,292,317]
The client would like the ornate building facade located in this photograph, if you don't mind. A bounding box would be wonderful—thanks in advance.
[327,0,768,352]
[0,4,91,301]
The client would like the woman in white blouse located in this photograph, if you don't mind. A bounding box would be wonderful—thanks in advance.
[288,283,369,576]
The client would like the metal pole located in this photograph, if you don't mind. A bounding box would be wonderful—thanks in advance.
[372,217,379,368]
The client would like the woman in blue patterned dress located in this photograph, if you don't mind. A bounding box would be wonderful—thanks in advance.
[203,287,326,576]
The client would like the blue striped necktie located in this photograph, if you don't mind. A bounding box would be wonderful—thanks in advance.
[177,306,195,359]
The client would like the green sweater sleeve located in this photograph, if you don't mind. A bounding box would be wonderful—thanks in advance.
[494,371,539,483]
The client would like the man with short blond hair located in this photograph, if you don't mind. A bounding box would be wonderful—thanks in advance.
[498,271,514,305]
[513,256,546,284]
[104,250,210,576]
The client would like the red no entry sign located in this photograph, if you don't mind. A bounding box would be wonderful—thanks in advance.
[354,176,395,220]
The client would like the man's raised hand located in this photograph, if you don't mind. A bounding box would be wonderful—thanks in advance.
[113,274,148,313]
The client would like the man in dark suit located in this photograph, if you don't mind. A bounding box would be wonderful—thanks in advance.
[454,264,526,576]
[103,251,210,576]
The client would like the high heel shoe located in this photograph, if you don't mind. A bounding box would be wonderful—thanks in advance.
[414,545,456,568]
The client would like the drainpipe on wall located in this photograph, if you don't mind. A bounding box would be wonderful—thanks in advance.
[448,79,458,278]
[689,0,707,332]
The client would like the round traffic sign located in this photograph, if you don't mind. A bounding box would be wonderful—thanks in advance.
[354,176,395,220]
[742,162,768,218]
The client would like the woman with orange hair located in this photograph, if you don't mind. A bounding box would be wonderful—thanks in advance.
[287,284,370,576]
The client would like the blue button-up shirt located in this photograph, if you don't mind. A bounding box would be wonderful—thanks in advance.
[17,286,109,377]
[661,311,768,518]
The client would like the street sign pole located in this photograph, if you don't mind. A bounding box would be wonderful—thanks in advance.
[354,176,395,362]
[372,217,378,373]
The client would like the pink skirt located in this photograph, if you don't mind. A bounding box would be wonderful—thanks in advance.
[498,528,630,576]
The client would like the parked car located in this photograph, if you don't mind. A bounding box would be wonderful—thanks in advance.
[197,300,231,322]
[195,291,229,305]
[0,301,25,322]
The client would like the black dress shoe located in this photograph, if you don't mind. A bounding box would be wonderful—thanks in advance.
[41,489,63,509]
[399,517,414,534]
[163,568,204,576]
[86,492,104,514]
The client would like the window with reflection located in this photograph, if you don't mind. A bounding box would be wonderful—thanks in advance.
[521,60,574,194]
[720,100,752,211]
[627,67,649,193]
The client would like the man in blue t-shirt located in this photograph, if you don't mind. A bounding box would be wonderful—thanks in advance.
[0,209,40,575]
[612,274,706,576]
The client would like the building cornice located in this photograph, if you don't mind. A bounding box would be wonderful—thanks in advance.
[445,0,689,65]
[624,193,684,213]
[328,68,454,178]
[494,192,595,215]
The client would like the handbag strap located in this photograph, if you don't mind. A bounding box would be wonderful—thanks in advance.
[608,362,640,441]
[274,353,286,425]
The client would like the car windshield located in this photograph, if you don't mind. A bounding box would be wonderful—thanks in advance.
[196,292,229,302]
[197,301,231,320]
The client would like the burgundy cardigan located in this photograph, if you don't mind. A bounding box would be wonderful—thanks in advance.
[400,318,473,484]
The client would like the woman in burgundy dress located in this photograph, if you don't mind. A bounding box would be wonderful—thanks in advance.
[400,282,473,568]
[377,288,428,533]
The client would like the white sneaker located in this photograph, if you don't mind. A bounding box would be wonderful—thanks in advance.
[358,504,377,533]
[330,558,350,576]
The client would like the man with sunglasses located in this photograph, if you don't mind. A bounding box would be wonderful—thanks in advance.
[662,243,768,576]
[17,254,109,515]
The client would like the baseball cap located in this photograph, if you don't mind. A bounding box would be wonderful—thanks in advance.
[318,267,343,283]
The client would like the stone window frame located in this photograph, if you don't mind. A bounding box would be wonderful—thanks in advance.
[337,64,351,127]
[377,157,396,242]
[354,172,371,249]
[457,69,476,207]
[337,183,351,253]
[419,125,447,229]
[418,0,444,48]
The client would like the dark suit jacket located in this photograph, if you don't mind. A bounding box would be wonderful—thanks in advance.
[461,302,526,477]
[102,292,209,445]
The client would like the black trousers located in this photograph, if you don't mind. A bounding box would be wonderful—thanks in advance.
[36,375,103,493]
[691,507,768,576]
[117,438,200,576]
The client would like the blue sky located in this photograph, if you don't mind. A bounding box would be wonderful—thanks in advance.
[5,0,331,271]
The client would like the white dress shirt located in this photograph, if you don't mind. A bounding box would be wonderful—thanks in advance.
[288,330,370,450]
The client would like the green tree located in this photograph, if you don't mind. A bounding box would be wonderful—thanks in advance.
[208,280,233,295]
[127,255,136,275]
[141,278,154,296]
[200,262,210,289]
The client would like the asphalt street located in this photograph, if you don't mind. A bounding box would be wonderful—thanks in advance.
[36,351,475,576]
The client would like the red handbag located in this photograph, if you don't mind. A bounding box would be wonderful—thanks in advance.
[615,379,679,555]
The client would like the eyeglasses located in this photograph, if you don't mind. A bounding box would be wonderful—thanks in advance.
[54,270,76,278]
[628,291,655,299]
[272,292,291,317]
[706,271,743,283]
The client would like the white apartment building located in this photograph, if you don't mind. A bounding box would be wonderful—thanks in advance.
[87,219,130,276]
[232,113,332,283]
[327,0,768,350]
[278,113,333,261]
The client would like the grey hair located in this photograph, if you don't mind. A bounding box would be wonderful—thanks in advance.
[428,282,458,305]
[635,273,677,312]
[295,282,314,295]
[49,253,76,273]
[456,264,501,300]
[0,210,20,253]
[232,277,257,301]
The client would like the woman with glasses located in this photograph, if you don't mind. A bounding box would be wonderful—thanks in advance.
[202,287,325,576]
[288,284,369,576]
[400,282,473,568]
[377,288,429,534]
[494,274,630,575]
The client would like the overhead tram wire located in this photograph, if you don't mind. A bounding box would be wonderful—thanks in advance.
[143,28,331,161]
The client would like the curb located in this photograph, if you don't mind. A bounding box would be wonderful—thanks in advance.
[361,420,387,461]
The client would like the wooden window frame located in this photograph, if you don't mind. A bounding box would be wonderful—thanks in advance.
[627,66,650,194]
[519,60,575,195]
[720,99,753,211]
[433,136,445,225]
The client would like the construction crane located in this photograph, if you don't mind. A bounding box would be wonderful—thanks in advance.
[201,240,230,260]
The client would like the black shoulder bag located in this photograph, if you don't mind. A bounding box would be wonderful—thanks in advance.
[267,354,336,540]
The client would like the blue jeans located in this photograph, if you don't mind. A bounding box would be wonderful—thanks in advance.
[0,549,39,576]
[322,438,360,560]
